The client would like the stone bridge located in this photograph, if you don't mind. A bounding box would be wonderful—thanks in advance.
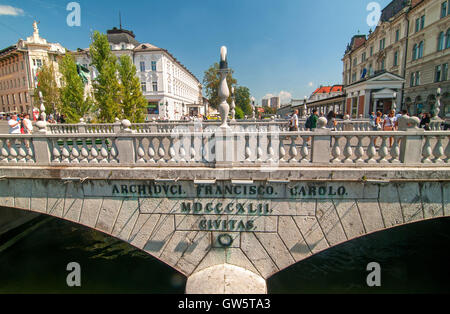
[0,118,449,293]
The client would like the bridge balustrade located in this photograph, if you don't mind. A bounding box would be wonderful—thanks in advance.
[0,120,448,166]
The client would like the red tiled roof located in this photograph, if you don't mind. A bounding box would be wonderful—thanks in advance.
[313,85,343,95]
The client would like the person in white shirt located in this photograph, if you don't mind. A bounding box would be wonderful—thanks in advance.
[22,114,33,134]
[8,114,21,134]
[289,110,299,131]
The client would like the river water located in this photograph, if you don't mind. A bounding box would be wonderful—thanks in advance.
[0,213,449,294]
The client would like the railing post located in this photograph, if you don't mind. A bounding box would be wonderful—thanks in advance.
[78,118,86,133]
[399,116,424,163]
[115,119,136,164]
[33,121,52,164]
[215,127,234,168]
[311,117,331,163]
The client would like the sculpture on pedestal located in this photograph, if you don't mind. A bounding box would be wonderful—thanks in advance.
[218,46,230,128]
[230,86,236,122]
[433,88,442,120]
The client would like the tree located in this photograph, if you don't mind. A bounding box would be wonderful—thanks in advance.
[203,62,237,109]
[90,31,121,123]
[263,106,277,115]
[234,106,244,120]
[33,62,59,114]
[234,86,253,116]
[59,54,93,123]
[117,55,147,123]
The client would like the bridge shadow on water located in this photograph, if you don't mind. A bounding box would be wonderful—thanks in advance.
[1,210,450,294]
[268,217,450,294]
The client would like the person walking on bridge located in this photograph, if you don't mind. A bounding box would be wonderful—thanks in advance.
[8,114,21,134]
[289,109,299,131]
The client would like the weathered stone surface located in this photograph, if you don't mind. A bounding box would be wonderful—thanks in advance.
[112,198,140,241]
[293,216,329,254]
[159,230,199,268]
[176,231,211,275]
[378,184,404,227]
[240,232,279,278]
[316,201,347,246]
[47,181,66,218]
[14,179,32,210]
[397,183,423,222]
[357,200,385,233]
[255,233,295,271]
[30,180,48,214]
[142,214,175,257]
[224,248,260,275]
[444,182,450,216]
[96,198,122,234]
[333,200,365,239]
[0,180,14,208]
[420,182,444,219]
[212,232,240,248]
[186,264,266,294]
[278,216,311,262]
[63,182,84,222]
[79,198,102,228]
[129,214,161,249]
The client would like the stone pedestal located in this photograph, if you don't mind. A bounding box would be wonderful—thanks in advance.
[185,264,267,294]
[215,127,234,168]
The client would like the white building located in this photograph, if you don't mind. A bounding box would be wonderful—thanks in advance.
[74,27,203,120]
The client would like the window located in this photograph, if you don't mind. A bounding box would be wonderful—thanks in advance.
[121,44,125,50]
[418,41,424,58]
[152,81,158,91]
[441,1,448,18]
[380,58,385,70]
[370,46,374,56]
[379,38,385,51]
[35,59,42,68]
[443,63,448,81]
[415,18,420,32]
[446,29,450,49]
[151,61,156,71]
[394,51,398,66]
[353,58,357,67]
[436,65,442,82]
[412,44,418,60]
[362,52,366,62]
[438,32,445,51]
[141,82,146,92]
[140,61,145,72]
[395,29,400,42]
[415,71,420,86]
[420,15,425,30]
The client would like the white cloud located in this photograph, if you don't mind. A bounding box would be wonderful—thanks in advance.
[308,82,314,87]
[278,91,292,105]
[262,93,274,100]
[0,5,24,16]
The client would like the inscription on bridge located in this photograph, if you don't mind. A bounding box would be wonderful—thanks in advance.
[82,181,378,233]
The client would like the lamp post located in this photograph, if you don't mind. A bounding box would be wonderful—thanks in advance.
[218,46,230,128]
[251,97,256,120]
[433,87,442,120]
[303,96,308,118]
[392,92,397,112]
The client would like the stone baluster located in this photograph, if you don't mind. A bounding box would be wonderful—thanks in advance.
[0,139,9,163]
[366,136,377,164]
[179,136,187,163]
[136,138,146,164]
[342,136,353,163]
[70,138,80,163]
[18,139,27,163]
[445,137,450,163]
[299,136,309,163]
[390,136,400,164]
[61,139,71,163]
[331,136,341,163]
[354,136,364,163]
[100,139,109,163]
[245,134,252,162]
[80,139,89,164]
[110,139,118,164]
[421,136,432,164]
[158,137,166,163]
[90,140,99,164]
[432,136,444,164]
[378,136,389,164]
[148,139,156,164]
[26,141,34,163]
[168,137,177,163]
[279,135,286,162]
[267,134,275,163]
[256,134,263,162]
[51,139,61,163]
[190,134,196,163]
[288,135,298,163]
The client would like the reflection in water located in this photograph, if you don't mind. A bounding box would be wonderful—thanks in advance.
[0,215,450,293]
[269,217,450,294]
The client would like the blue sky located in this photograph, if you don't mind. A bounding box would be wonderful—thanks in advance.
[0,0,392,104]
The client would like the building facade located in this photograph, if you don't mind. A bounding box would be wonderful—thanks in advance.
[342,0,450,118]
[74,27,203,120]
[0,22,65,114]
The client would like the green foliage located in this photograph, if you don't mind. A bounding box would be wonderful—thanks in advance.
[59,54,92,123]
[203,62,237,109]
[117,55,147,123]
[33,62,59,114]
[263,106,277,114]
[234,106,244,120]
[234,86,253,116]
[90,31,121,123]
